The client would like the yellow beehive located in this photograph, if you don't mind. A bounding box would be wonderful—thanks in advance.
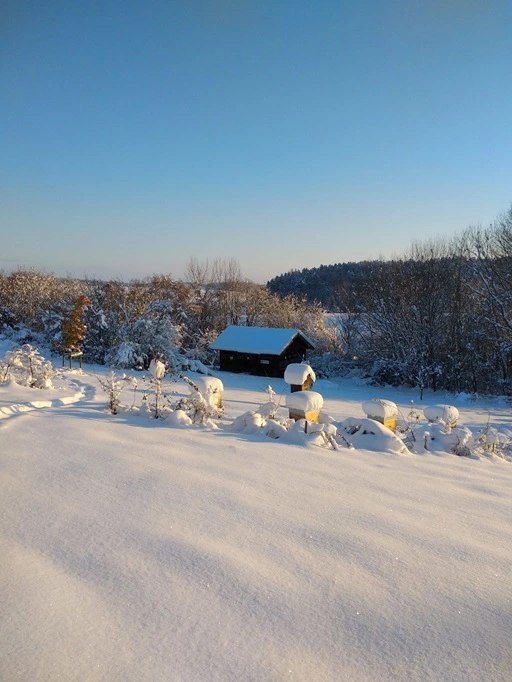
[286,391,323,423]
[362,399,398,433]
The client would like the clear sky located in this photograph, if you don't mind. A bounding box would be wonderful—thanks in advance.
[2,0,511,284]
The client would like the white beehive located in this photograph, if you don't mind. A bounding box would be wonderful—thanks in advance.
[424,404,459,427]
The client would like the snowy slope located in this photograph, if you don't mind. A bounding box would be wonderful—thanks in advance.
[1,368,511,681]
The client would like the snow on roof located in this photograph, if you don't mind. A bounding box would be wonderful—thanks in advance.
[210,326,314,355]
[284,363,316,385]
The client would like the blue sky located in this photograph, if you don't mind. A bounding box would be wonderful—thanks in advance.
[2,0,511,283]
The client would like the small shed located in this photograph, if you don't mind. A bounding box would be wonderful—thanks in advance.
[210,326,314,377]
[284,363,316,392]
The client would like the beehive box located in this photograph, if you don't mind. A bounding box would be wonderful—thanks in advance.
[424,404,459,427]
[286,390,323,422]
[284,363,316,393]
[362,399,398,432]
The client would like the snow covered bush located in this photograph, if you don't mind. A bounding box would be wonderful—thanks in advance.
[173,374,224,423]
[230,411,268,434]
[0,305,17,331]
[82,280,185,369]
[1,344,54,388]
[97,371,137,414]
[420,420,472,457]
[471,420,512,460]
[339,417,408,454]
[105,341,144,370]
[0,352,16,383]
[255,385,283,420]
[227,393,341,450]
[142,358,167,418]
[395,401,423,448]
[189,376,223,410]
[309,352,356,379]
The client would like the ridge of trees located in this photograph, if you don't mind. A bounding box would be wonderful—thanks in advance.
[267,260,379,311]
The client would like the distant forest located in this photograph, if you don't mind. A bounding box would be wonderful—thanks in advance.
[267,261,377,311]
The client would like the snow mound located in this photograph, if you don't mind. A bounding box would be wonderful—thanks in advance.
[230,411,266,434]
[340,417,408,454]
[167,409,193,426]
[0,379,85,421]
[189,376,223,395]
[424,404,459,426]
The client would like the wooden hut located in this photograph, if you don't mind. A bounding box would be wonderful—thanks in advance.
[210,326,314,378]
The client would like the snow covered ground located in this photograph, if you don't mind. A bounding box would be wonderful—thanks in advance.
[1,365,511,681]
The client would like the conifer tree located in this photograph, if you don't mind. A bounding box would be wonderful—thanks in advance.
[60,295,90,352]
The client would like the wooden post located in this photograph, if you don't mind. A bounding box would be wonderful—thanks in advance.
[62,350,83,369]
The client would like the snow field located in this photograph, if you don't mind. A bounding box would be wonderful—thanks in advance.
[1,368,511,681]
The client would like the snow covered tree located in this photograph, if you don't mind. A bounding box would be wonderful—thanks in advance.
[3,344,54,387]
[462,208,512,392]
[0,269,68,332]
[105,299,183,369]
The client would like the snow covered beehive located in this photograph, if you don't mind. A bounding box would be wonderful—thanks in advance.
[424,404,459,427]
[285,390,323,422]
[284,363,316,393]
[362,399,398,432]
[190,376,224,409]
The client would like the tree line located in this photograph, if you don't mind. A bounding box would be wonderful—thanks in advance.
[2,207,511,395]
[0,257,326,372]
[269,206,512,395]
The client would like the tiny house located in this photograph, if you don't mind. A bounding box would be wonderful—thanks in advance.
[210,326,314,378]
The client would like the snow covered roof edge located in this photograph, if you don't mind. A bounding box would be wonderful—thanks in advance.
[210,326,315,355]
